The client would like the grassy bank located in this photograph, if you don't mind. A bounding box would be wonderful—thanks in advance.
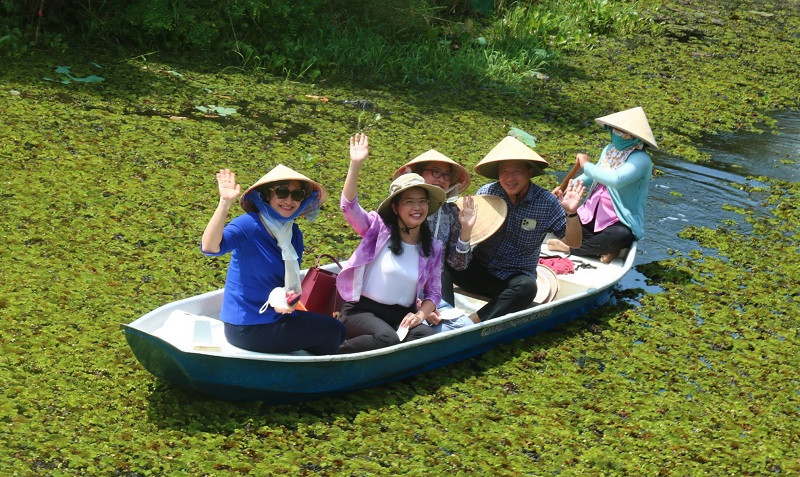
[1,0,645,86]
[1,0,799,474]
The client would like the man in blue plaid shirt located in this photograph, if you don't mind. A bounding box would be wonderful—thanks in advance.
[450,137,584,322]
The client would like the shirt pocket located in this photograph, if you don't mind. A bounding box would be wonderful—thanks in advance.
[513,218,544,248]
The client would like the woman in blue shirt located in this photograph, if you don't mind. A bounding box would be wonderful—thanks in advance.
[201,165,346,354]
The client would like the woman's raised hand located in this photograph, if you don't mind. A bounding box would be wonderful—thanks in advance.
[202,169,240,254]
[458,195,477,231]
[216,169,241,202]
[349,133,369,164]
[343,134,369,202]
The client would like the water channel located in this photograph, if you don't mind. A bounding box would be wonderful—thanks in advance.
[599,110,800,291]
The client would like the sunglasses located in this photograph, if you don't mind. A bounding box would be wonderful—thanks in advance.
[268,185,306,202]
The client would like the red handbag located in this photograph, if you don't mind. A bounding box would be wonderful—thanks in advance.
[300,254,346,316]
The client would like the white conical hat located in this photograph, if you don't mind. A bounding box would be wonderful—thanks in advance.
[595,106,658,149]
[240,164,328,213]
[474,136,549,179]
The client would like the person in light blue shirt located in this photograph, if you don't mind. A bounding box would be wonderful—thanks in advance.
[548,107,656,263]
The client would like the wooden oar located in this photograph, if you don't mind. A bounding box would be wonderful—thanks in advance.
[558,162,582,193]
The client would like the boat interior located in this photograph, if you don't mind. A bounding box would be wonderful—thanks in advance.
[453,237,630,315]
[139,236,632,358]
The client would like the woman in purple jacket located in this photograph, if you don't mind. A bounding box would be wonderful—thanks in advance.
[336,134,446,353]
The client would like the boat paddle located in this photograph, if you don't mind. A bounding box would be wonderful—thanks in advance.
[558,161,582,193]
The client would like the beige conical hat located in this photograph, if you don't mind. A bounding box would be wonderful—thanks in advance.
[240,164,328,214]
[455,195,507,245]
[534,265,559,304]
[595,106,658,149]
[393,149,471,197]
[377,173,446,217]
[474,136,549,179]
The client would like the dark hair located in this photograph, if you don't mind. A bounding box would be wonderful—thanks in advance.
[379,189,434,257]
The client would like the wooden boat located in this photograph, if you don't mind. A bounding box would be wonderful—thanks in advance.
[124,239,636,403]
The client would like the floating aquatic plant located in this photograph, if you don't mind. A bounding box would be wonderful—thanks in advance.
[195,105,237,117]
[1,0,800,474]
[43,65,105,84]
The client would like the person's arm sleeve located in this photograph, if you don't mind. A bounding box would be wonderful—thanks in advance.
[295,226,304,266]
[549,197,568,239]
[445,205,472,270]
[340,193,373,237]
[421,245,443,306]
[583,152,651,189]
[201,220,247,256]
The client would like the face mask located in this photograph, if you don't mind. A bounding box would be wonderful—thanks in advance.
[609,128,641,150]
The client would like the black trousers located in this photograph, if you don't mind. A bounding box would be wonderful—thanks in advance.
[224,311,346,355]
[338,296,435,354]
[571,221,634,257]
[448,260,537,321]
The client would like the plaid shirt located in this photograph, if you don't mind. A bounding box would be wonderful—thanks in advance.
[475,181,567,280]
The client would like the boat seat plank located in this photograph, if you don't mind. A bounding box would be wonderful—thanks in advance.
[152,310,313,357]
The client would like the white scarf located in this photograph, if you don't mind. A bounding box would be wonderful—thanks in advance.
[258,214,301,313]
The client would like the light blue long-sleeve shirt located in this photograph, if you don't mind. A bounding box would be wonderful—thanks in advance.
[577,146,652,240]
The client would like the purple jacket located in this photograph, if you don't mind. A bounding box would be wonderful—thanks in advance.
[336,194,443,307]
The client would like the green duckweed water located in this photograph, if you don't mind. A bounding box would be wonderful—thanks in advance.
[2,0,799,474]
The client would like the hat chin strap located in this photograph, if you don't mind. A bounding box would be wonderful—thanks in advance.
[445,184,460,199]
[399,217,421,235]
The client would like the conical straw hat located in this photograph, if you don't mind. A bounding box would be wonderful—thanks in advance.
[455,195,507,245]
[534,264,559,304]
[240,164,328,213]
[595,106,658,149]
[393,149,471,197]
[377,173,446,217]
[474,136,549,179]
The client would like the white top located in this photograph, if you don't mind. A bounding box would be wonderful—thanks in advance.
[361,242,420,307]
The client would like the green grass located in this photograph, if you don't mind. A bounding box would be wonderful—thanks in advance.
[1,0,800,474]
[231,0,648,85]
[2,0,646,86]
